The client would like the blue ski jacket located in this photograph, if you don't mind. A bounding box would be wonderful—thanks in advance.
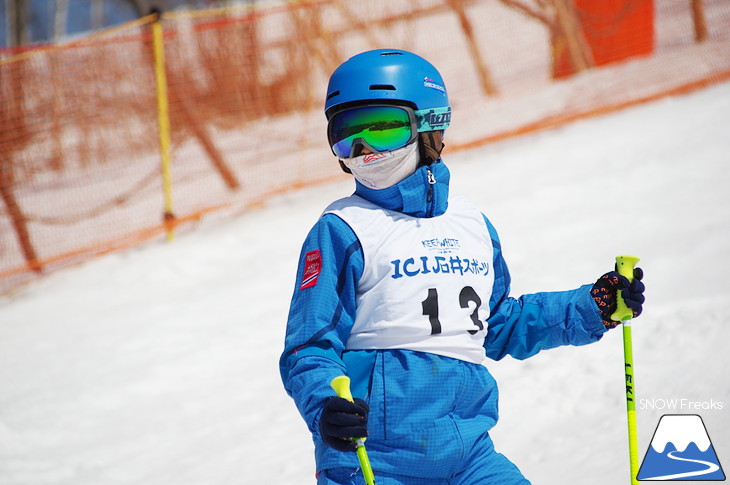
[280,160,606,478]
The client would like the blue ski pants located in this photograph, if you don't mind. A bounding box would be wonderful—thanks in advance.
[316,436,531,485]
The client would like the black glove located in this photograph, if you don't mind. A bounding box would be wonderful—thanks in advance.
[591,267,645,329]
[319,396,369,452]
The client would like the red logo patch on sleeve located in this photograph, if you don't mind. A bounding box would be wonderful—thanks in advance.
[300,250,322,290]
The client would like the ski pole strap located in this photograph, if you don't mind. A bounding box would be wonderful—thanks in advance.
[330,376,376,485]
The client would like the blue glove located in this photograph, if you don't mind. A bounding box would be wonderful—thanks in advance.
[319,396,369,452]
[591,268,645,329]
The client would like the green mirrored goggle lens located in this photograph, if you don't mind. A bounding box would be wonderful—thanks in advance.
[329,106,414,158]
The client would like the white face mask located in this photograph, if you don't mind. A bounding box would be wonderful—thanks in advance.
[340,142,420,190]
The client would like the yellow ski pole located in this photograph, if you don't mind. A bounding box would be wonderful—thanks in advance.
[611,255,640,485]
[330,376,376,485]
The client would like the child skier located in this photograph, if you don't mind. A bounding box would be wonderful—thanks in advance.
[280,49,645,484]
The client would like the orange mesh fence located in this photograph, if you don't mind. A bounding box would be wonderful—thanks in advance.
[1,0,729,294]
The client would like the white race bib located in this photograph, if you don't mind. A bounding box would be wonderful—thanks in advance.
[324,195,494,365]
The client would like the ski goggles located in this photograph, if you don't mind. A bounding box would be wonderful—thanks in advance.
[327,104,451,158]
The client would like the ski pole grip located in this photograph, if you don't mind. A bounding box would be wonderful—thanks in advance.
[330,376,354,402]
[611,255,640,322]
[330,376,366,444]
[330,376,376,485]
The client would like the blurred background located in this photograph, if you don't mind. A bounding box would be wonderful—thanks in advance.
[1,0,259,48]
[1,0,729,294]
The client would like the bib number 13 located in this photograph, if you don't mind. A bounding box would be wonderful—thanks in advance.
[421,286,485,335]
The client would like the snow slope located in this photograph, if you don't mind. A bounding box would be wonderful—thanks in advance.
[1,82,729,485]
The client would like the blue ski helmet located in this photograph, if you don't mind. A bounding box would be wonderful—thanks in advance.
[324,49,450,128]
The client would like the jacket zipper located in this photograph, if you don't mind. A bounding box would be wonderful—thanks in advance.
[426,168,436,217]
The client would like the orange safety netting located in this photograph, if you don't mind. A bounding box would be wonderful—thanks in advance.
[2,0,730,294]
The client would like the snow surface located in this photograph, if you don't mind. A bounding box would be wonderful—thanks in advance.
[1,82,729,485]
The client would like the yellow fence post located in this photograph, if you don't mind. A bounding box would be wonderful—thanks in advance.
[151,8,175,242]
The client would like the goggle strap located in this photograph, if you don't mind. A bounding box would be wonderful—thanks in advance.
[414,106,451,132]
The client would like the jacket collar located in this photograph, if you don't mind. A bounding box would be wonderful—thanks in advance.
[354,160,450,218]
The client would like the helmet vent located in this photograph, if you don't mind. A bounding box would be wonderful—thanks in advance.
[380,52,403,56]
[369,84,396,91]
[326,90,340,100]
